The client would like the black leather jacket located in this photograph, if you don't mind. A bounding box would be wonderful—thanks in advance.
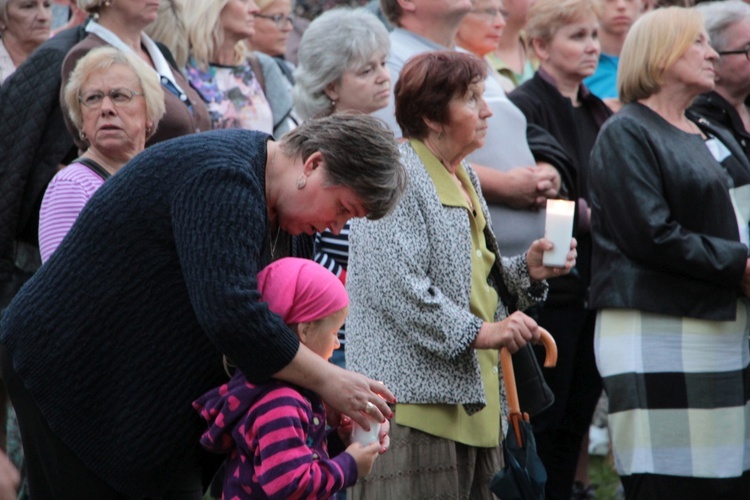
[589,102,750,321]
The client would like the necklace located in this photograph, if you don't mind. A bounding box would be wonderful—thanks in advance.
[269,225,281,259]
[267,145,280,259]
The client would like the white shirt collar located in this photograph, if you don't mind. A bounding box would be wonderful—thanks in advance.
[85,21,187,101]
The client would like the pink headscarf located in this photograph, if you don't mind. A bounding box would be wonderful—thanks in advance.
[257,257,349,325]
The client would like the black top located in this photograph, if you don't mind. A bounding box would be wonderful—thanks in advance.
[589,103,750,320]
[0,130,307,496]
[690,90,750,161]
[509,70,613,304]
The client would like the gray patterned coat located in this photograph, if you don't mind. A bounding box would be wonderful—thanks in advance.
[347,142,547,413]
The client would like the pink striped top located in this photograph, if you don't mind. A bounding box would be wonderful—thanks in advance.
[38,163,106,263]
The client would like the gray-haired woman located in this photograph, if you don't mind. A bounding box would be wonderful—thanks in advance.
[691,0,750,159]
[293,8,391,368]
[293,7,390,120]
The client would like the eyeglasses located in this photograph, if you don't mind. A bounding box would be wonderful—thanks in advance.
[470,7,507,20]
[78,88,144,108]
[254,13,295,28]
[717,47,750,60]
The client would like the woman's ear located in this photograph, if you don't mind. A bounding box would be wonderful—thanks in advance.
[302,151,325,175]
[324,81,340,102]
[531,37,549,62]
[423,117,444,136]
[145,121,155,139]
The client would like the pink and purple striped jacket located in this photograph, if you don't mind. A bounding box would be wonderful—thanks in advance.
[194,372,358,499]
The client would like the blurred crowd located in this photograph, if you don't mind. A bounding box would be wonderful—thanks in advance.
[2,0,750,499]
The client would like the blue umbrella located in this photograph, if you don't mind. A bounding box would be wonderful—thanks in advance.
[491,330,558,500]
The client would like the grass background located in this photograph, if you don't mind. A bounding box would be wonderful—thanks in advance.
[589,453,622,499]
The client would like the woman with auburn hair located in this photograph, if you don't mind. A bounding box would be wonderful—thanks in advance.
[507,0,612,497]
[590,7,750,499]
[347,50,576,499]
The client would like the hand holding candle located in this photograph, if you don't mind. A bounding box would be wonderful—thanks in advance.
[542,199,576,267]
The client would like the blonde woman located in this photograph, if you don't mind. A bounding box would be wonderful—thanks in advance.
[183,0,295,136]
[247,0,295,83]
[590,7,750,498]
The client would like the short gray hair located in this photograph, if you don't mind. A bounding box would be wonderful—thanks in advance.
[64,47,166,138]
[293,8,390,120]
[279,113,406,220]
[697,0,750,52]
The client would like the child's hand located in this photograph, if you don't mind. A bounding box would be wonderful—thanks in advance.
[346,441,381,478]
[378,418,390,454]
[337,414,354,444]
[324,402,341,428]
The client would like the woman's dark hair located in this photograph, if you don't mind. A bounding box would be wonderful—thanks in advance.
[395,51,487,140]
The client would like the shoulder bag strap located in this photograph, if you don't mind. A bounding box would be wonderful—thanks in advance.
[74,157,111,181]
[246,53,266,94]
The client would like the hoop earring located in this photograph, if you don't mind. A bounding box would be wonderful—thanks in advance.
[296,175,307,189]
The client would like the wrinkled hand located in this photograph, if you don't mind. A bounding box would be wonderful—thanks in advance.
[534,162,562,203]
[318,366,394,430]
[526,238,577,281]
[472,311,540,353]
[346,441,382,478]
[0,451,19,500]
[741,258,750,297]
[497,167,545,209]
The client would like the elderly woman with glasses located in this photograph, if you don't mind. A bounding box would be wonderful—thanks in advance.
[39,46,165,263]
[62,0,210,150]
[247,0,295,84]
[691,0,750,160]
[184,0,296,137]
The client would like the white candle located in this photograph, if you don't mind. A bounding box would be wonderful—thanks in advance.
[351,417,381,446]
[543,199,575,267]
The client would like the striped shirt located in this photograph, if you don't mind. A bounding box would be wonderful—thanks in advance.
[314,223,350,278]
[194,373,358,498]
[315,222,350,348]
[38,163,106,263]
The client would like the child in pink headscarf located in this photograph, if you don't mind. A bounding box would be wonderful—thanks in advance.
[193,258,388,499]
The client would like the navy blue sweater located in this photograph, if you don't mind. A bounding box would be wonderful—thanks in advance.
[0,130,303,496]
